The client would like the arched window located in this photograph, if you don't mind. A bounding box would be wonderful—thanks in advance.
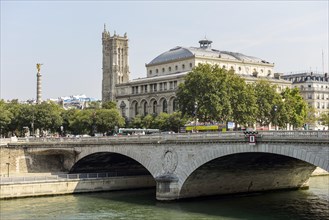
[182,64,185,69]
[149,70,152,74]
[153,101,157,114]
[134,102,138,116]
[162,68,165,73]
[163,99,168,113]
[143,102,148,116]
[173,99,179,112]
[156,69,159,73]
[175,65,178,70]
[169,67,172,72]
[190,63,192,68]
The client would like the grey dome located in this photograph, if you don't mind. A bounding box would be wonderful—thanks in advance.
[147,43,270,66]
[148,47,194,65]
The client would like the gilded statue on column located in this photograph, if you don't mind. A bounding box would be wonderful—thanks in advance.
[36,63,43,73]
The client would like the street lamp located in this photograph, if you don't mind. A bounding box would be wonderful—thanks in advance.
[194,102,198,133]
[273,105,278,131]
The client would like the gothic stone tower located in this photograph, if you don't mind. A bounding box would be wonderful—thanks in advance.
[102,25,130,102]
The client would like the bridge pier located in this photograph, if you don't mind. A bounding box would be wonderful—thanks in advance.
[155,174,180,201]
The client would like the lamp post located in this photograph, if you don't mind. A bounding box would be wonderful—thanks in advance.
[274,105,278,131]
[6,163,10,177]
[194,102,198,133]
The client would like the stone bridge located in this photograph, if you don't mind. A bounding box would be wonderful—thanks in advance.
[1,131,328,200]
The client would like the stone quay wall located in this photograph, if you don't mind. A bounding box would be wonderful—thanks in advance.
[0,176,155,199]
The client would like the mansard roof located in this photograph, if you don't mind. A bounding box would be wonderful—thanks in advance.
[147,43,271,66]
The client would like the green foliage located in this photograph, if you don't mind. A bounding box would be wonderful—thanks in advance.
[130,115,143,128]
[280,87,308,128]
[153,112,171,131]
[230,78,258,127]
[252,80,281,126]
[69,109,94,135]
[34,102,63,134]
[0,100,13,137]
[319,111,329,127]
[86,101,102,109]
[94,109,125,134]
[167,112,187,132]
[142,114,155,129]
[102,101,117,110]
[177,64,234,122]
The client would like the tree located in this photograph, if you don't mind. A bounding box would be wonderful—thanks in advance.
[142,114,155,129]
[176,64,233,123]
[168,112,187,132]
[130,115,143,128]
[230,77,258,128]
[318,111,329,127]
[153,112,171,131]
[61,108,78,135]
[94,109,125,134]
[34,102,63,134]
[0,101,13,137]
[5,100,25,136]
[102,101,117,110]
[252,80,281,127]
[280,87,308,129]
[69,109,93,135]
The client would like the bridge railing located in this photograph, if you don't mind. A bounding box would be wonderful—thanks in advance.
[0,171,147,184]
[3,130,329,145]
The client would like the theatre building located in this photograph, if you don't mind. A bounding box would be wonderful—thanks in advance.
[102,27,291,120]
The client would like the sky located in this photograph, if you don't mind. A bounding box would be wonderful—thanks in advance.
[1,1,328,101]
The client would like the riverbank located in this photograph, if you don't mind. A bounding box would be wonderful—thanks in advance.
[1,168,327,200]
[0,175,155,199]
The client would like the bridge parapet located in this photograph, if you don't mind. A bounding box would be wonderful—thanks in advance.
[4,131,329,146]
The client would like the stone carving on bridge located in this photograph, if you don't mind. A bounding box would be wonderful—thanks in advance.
[162,148,178,174]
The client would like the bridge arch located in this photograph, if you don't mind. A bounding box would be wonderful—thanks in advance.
[70,152,152,177]
[75,145,158,178]
[178,143,328,188]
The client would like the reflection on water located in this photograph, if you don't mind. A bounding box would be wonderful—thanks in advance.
[1,176,328,220]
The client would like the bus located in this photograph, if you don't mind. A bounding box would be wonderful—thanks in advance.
[184,124,226,132]
[118,128,160,135]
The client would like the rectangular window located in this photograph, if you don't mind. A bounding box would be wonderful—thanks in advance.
[170,81,173,90]
[154,84,157,92]
[132,87,135,94]
[164,82,167,90]
[145,85,148,93]
[174,81,177,89]
[160,83,163,91]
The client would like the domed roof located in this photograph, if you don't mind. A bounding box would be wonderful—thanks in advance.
[148,47,194,65]
[147,40,270,66]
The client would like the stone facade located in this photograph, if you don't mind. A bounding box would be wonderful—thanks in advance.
[102,28,292,120]
[282,72,329,130]
[102,25,130,102]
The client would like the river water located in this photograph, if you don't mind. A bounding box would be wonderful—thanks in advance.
[1,176,328,220]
